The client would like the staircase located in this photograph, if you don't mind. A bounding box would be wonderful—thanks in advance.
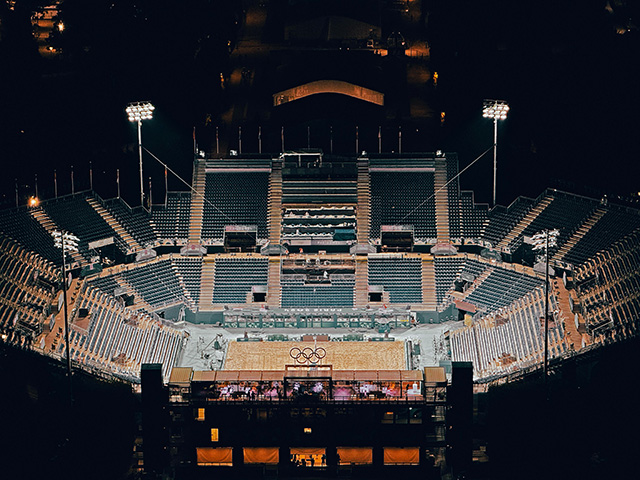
[356,159,371,244]
[458,267,494,301]
[30,207,85,266]
[354,256,369,307]
[266,257,281,308]
[86,197,141,254]
[171,264,196,311]
[497,196,554,251]
[552,281,588,350]
[552,207,607,263]
[268,159,283,244]
[434,157,450,243]
[421,257,437,310]
[188,160,207,244]
[199,257,216,311]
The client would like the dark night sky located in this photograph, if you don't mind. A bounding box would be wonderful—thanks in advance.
[1,0,639,209]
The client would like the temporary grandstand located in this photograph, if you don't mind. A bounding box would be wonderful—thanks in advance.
[1,152,639,385]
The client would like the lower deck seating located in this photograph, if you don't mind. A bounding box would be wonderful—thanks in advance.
[368,258,422,304]
[281,277,355,308]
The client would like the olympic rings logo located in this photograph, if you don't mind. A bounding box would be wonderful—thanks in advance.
[289,346,327,364]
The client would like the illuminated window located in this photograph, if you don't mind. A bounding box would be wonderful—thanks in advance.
[196,408,205,421]
[210,428,219,442]
[303,427,312,434]
[383,447,420,465]
[196,447,232,466]
[243,447,279,465]
[337,447,373,465]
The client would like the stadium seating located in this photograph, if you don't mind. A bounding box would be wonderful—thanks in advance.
[506,191,598,254]
[482,197,535,248]
[370,172,437,241]
[368,257,422,304]
[450,287,567,379]
[151,192,191,242]
[201,172,269,241]
[173,257,203,306]
[562,206,640,266]
[281,276,355,307]
[459,192,488,240]
[0,207,62,264]
[103,198,157,247]
[42,194,128,260]
[434,257,465,307]
[212,257,268,304]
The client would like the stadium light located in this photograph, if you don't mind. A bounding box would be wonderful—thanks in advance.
[52,230,80,402]
[532,228,560,380]
[483,99,509,206]
[126,101,155,208]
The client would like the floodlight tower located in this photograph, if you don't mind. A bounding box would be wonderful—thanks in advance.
[482,99,509,206]
[126,101,155,208]
[531,228,560,379]
[52,230,80,392]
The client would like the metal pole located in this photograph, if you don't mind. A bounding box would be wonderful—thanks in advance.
[378,126,382,153]
[398,126,402,154]
[544,230,549,379]
[216,126,220,154]
[35,174,38,199]
[138,120,144,207]
[258,126,262,154]
[116,168,120,199]
[164,166,168,208]
[61,235,72,391]
[355,126,359,154]
[148,176,153,211]
[71,166,74,194]
[330,126,333,154]
[493,117,498,206]
[239,126,242,154]
[54,170,58,198]
[89,161,93,190]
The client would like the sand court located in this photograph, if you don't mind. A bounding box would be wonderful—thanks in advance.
[224,341,407,370]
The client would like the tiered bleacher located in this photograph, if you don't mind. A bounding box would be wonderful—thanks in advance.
[280,275,355,307]
[464,267,544,315]
[0,235,58,345]
[562,205,640,267]
[368,256,422,304]
[201,171,269,242]
[57,284,184,380]
[173,257,203,306]
[151,192,191,243]
[449,286,567,379]
[506,191,598,254]
[370,168,436,241]
[211,257,268,304]
[481,197,534,248]
[42,194,128,260]
[87,258,194,311]
[103,198,157,247]
[434,257,465,307]
[459,192,488,240]
[121,259,191,309]
[573,229,640,342]
[0,206,62,264]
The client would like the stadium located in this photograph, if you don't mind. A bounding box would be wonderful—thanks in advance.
[2,1,640,479]
[1,147,640,478]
